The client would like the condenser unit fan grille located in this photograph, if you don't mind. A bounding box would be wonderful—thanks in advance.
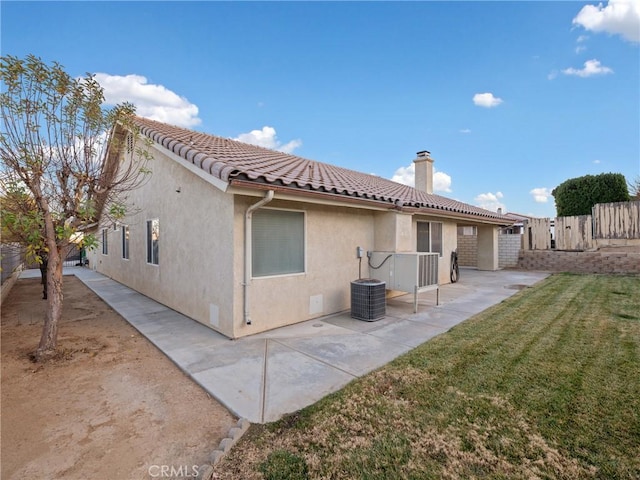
[350,279,386,321]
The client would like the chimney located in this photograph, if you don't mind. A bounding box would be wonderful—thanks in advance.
[413,150,434,194]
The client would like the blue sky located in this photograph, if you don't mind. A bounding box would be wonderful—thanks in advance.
[2,1,639,217]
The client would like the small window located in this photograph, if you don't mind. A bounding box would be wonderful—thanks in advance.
[146,219,159,265]
[101,228,108,255]
[417,221,443,256]
[121,225,130,260]
[252,209,305,277]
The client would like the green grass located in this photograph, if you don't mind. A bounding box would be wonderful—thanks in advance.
[215,274,640,479]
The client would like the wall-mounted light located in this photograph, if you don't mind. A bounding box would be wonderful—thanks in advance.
[176,187,181,193]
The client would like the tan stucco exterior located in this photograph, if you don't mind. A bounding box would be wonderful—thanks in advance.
[477,225,500,270]
[231,198,376,338]
[92,139,502,339]
[91,145,236,335]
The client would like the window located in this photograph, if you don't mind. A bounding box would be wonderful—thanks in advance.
[121,225,130,260]
[417,221,443,256]
[252,209,305,277]
[101,228,108,255]
[146,219,159,265]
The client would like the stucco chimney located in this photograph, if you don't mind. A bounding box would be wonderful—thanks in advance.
[413,150,434,194]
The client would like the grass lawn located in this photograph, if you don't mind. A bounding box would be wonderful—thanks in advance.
[214,274,640,480]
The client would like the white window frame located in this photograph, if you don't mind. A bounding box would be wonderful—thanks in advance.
[417,221,443,257]
[146,219,159,266]
[101,228,108,255]
[121,225,130,260]
[251,207,306,279]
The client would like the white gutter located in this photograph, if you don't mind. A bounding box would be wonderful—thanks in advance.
[244,190,275,325]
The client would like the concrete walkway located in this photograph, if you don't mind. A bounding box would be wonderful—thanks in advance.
[20,267,548,423]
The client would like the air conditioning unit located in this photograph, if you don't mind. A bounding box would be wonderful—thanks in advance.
[368,252,439,312]
[350,279,386,321]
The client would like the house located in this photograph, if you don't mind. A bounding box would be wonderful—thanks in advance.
[90,117,512,339]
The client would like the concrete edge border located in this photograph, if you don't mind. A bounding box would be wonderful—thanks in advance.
[1,265,24,305]
[197,418,251,479]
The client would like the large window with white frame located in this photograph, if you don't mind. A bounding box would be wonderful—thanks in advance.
[252,208,305,277]
[417,221,443,256]
[146,219,159,265]
[121,225,130,260]
[101,228,108,255]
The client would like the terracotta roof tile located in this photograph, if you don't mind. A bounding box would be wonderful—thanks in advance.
[133,117,509,222]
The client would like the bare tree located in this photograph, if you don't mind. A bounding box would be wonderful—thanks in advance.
[630,177,640,201]
[1,55,151,360]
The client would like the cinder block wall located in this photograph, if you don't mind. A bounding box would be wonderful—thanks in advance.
[499,235,521,268]
[457,235,477,267]
[456,234,521,268]
[517,250,640,274]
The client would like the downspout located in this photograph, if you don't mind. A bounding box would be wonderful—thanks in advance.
[244,190,275,325]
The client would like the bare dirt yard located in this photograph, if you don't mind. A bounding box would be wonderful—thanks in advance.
[1,275,236,480]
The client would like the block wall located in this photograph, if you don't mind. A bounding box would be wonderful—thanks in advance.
[517,250,640,274]
[499,234,522,268]
[457,234,477,267]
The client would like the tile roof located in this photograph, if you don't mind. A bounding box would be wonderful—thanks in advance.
[133,117,509,222]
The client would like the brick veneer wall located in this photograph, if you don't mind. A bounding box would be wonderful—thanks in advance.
[517,250,640,274]
[457,235,477,266]
[499,235,521,268]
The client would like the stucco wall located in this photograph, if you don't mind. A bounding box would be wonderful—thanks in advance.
[477,226,499,270]
[374,211,413,252]
[93,146,236,335]
[231,198,375,338]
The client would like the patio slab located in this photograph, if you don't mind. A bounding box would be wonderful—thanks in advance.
[19,266,549,423]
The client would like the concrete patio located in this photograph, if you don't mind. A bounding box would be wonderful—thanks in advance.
[20,267,548,423]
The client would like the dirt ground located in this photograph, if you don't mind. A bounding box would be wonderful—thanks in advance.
[1,275,236,480]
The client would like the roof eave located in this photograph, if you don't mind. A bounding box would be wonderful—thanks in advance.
[228,179,398,211]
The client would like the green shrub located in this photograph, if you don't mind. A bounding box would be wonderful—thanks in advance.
[552,173,630,216]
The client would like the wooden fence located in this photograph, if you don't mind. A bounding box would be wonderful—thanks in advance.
[523,201,640,251]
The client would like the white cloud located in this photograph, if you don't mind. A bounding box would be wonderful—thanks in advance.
[593,159,601,164]
[95,73,201,128]
[459,128,472,134]
[473,92,503,108]
[474,191,505,212]
[391,164,415,186]
[530,187,552,203]
[391,163,452,192]
[575,45,588,54]
[573,0,640,43]
[433,171,453,192]
[233,126,302,154]
[562,59,614,77]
